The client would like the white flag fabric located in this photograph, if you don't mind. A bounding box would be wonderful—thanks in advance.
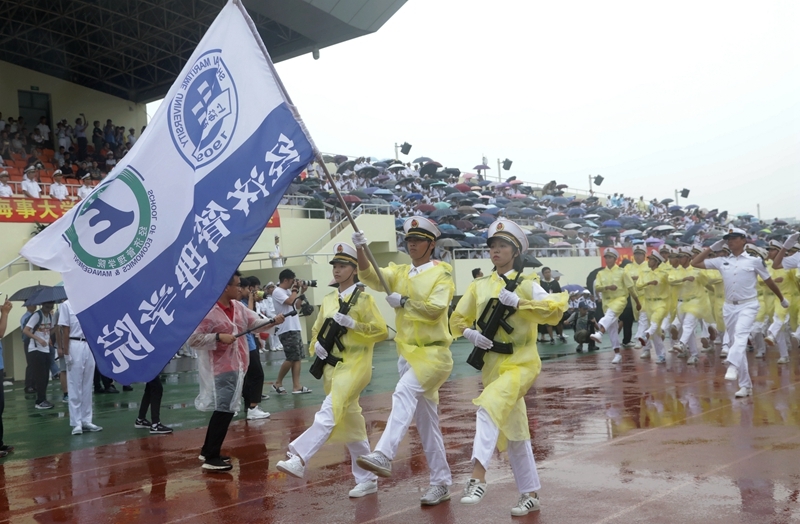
[21,0,317,383]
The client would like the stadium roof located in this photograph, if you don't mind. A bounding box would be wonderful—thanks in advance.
[0,0,406,103]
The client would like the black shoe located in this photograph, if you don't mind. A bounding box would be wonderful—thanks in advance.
[94,388,106,394]
[104,385,119,394]
[25,387,35,394]
[202,457,233,471]
[35,401,54,410]
[122,385,134,392]
[150,423,173,435]
[576,346,583,352]
[134,418,152,428]
[198,454,231,462]
[550,339,555,345]
[0,445,14,453]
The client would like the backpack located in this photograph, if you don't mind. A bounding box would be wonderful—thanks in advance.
[24,310,43,351]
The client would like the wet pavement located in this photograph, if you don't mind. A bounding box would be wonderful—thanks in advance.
[1,341,799,523]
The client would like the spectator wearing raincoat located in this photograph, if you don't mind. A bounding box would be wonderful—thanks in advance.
[189,270,283,472]
[351,216,455,506]
[636,251,670,363]
[276,243,387,498]
[450,218,568,516]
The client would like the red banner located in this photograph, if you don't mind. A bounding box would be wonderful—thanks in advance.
[0,198,75,223]
[266,210,280,227]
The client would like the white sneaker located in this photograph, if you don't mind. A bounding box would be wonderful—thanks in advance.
[755,351,765,359]
[420,484,450,506]
[656,355,667,364]
[460,478,487,504]
[511,492,541,516]
[724,366,738,381]
[777,356,790,364]
[349,479,378,498]
[640,350,650,359]
[589,332,602,344]
[71,426,83,435]
[611,353,622,364]
[276,452,304,478]
[247,406,271,420]
[356,451,392,478]
[720,348,729,358]
[734,387,752,398]
[764,335,776,347]
[82,423,103,432]
[686,355,698,365]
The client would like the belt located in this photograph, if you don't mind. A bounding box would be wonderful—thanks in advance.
[726,296,757,306]
[69,337,87,342]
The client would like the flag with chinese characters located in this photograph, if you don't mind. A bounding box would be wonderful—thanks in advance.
[20,0,317,383]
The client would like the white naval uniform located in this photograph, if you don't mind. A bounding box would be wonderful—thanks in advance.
[704,253,772,389]
[49,182,69,200]
[58,300,96,428]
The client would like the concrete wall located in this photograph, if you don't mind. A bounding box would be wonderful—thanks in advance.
[0,59,147,137]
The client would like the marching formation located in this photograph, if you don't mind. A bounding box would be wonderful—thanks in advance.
[590,228,795,399]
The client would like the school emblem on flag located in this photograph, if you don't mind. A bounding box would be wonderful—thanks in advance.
[20,0,317,383]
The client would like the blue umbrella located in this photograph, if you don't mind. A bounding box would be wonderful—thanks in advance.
[395,218,405,228]
[668,205,682,212]
[568,208,584,216]
[562,284,583,293]
[520,208,537,216]
[478,180,493,186]
[405,193,423,200]
[602,220,622,227]
[551,197,569,206]
[374,189,394,196]
[25,285,67,306]
[483,207,501,215]
[362,187,380,194]
[439,224,458,231]
[495,197,510,205]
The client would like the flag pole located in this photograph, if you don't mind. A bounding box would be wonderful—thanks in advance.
[316,155,391,294]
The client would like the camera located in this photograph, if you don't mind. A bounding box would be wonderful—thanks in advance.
[296,279,317,288]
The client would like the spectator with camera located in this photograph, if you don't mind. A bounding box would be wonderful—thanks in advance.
[271,269,312,395]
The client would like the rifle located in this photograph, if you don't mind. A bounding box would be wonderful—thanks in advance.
[466,272,524,371]
[234,310,297,338]
[309,286,362,379]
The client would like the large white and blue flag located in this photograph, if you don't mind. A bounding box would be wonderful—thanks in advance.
[21,0,317,383]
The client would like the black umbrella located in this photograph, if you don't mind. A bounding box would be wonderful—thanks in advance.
[9,284,49,302]
[522,253,542,268]
[419,162,441,177]
[431,208,459,218]
[25,286,67,306]
[660,198,673,204]
[356,166,380,178]
[336,160,356,174]
[413,156,432,163]
[444,167,461,177]
[528,235,549,247]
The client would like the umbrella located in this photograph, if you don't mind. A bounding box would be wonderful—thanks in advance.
[653,224,675,232]
[458,206,478,214]
[645,236,663,245]
[372,162,389,168]
[495,182,511,189]
[578,227,596,234]
[405,193,423,201]
[25,286,67,306]
[602,220,622,227]
[374,189,394,196]
[510,180,525,185]
[433,201,451,209]
[431,208,458,218]
[562,284,584,293]
[416,204,436,213]
[356,166,380,178]
[563,223,582,230]
[474,164,491,170]
[546,231,564,238]
[463,236,487,245]
[528,235,549,247]
[342,195,361,203]
[567,208,584,217]
[349,190,369,199]
[583,214,600,219]
[598,228,620,235]
[483,207,501,215]
[505,208,521,217]
[495,197,510,205]
[685,204,699,209]
[551,197,569,206]
[553,241,571,248]
[478,180,492,186]
[621,229,642,236]
[455,183,472,192]
[336,160,355,174]
[413,156,432,163]
[462,173,477,179]
[386,164,406,171]
[436,238,462,248]
[522,253,543,268]
[419,161,442,177]
[660,198,673,204]
[9,284,50,302]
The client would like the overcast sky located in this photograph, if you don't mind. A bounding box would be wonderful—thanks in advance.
[151,0,800,219]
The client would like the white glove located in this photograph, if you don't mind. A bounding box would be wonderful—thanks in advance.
[333,312,356,329]
[463,328,493,350]
[710,239,726,251]
[781,298,790,309]
[64,354,72,371]
[314,341,328,360]
[498,289,520,308]
[783,232,799,250]
[352,231,368,247]
[386,292,403,308]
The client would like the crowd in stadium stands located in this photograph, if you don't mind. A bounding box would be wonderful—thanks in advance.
[0,112,144,199]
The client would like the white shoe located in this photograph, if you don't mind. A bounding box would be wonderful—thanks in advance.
[82,423,103,432]
[589,332,602,344]
[349,479,378,498]
[720,348,729,358]
[460,478,487,504]
[755,351,765,359]
[276,452,304,478]
[777,356,789,364]
[420,485,450,506]
[611,354,622,364]
[640,350,650,359]
[686,355,698,365]
[356,451,392,478]
[734,387,752,398]
[71,426,83,435]
[247,406,270,420]
[511,492,541,516]
[764,335,776,347]
[724,366,738,381]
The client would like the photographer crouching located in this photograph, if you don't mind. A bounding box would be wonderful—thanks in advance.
[271,269,314,395]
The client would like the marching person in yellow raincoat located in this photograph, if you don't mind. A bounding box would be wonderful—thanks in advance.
[748,245,773,359]
[589,248,642,364]
[450,218,568,517]
[352,216,455,506]
[703,249,726,351]
[276,243,387,497]
[636,251,669,363]
[661,247,682,346]
[625,245,649,349]
[668,247,712,365]
[765,240,792,363]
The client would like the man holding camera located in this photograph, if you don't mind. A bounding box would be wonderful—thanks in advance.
[271,269,312,395]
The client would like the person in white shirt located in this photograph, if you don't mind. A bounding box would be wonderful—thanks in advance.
[36,117,51,144]
[23,302,56,409]
[21,168,41,199]
[259,282,283,352]
[0,171,14,197]
[57,300,102,434]
[270,236,283,267]
[692,228,788,398]
[48,171,69,201]
[271,269,312,395]
[77,174,93,200]
[127,128,137,147]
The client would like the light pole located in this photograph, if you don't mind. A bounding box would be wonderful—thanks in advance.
[394,142,411,160]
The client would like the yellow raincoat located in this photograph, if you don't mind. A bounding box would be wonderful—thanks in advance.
[669,266,711,320]
[308,288,387,443]
[755,260,774,324]
[359,261,454,403]
[662,265,681,322]
[595,264,637,315]
[704,270,726,332]
[624,260,648,310]
[636,265,669,331]
[450,271,568,450]
[768,265,795,326]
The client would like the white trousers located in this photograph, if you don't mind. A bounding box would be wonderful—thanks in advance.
[679,313,699,356]
[634,311,649,343]
[724,301,759,389]
[374,358,452,486]
[289,395,376,484]
[598,309,621,349]
[750,321,766,354]
[471,407,540,494]
[67,340,95,427]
